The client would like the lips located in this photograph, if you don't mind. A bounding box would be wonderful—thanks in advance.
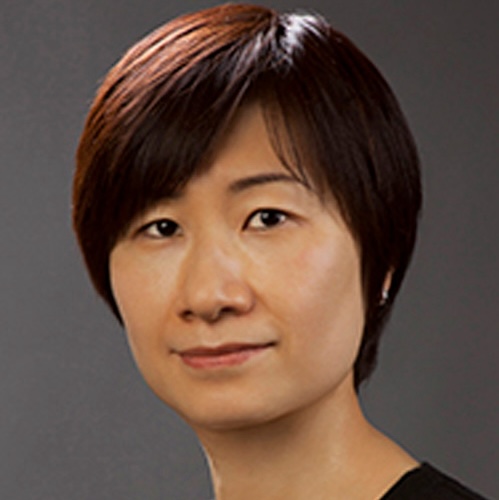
[177,342,275,369]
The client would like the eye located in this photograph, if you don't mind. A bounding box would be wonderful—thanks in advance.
[141,219,181,239]
[245,209,288,230]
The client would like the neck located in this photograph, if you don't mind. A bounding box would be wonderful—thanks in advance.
[193,375,417,500]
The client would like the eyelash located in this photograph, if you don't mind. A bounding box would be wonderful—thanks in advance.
[140,219,181,239]
[244,208,288,230]
[139,208,289,239]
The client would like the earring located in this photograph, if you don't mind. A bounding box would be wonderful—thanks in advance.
[380,289,389,305]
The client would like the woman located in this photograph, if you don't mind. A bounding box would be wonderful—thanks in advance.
[72,4,486,499]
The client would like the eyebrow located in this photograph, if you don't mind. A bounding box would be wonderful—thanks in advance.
[149,172,307,209]
[228,172,303,194]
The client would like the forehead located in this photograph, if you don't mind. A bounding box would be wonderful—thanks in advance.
[191,100,322,193]
[139,103,316,211]
[197,103,289,179]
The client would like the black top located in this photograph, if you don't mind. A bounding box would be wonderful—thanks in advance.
[208,463,488,499]
[381,463,487,499]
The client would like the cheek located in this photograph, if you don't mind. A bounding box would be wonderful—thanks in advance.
[109,253,186,406]
[266,236,364,361]
[278,236,362,311]
[111,248,176,318]
[109,252,174,359]
[110,256,144,326]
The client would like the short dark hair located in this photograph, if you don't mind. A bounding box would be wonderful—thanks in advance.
[73,3,422,388]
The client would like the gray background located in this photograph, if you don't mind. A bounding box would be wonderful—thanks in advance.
[1,1,498,499]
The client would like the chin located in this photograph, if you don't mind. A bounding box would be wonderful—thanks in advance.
[178,398,282,433]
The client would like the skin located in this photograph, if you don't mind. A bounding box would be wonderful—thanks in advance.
[110,104,417,499]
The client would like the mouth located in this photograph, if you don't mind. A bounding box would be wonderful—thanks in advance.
[177,342,276,369]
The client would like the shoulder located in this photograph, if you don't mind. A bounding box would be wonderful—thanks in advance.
[381,463,488,500]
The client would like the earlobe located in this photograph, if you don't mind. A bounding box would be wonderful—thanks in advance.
[380,270,393,306]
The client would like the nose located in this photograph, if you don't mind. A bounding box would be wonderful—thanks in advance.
[176,238,255,323]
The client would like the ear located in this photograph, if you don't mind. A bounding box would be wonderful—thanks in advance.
[380,269,394,305]
[382,269,393,292]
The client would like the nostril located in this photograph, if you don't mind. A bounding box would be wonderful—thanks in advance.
[180,309,196,322]
[218,305,240,319]
[202,305,235,323]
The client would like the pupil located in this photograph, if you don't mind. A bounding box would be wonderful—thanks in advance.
[261,210,281,226]
[157,220,177,236]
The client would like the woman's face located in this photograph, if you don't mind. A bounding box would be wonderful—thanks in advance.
[110,104,365,431]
